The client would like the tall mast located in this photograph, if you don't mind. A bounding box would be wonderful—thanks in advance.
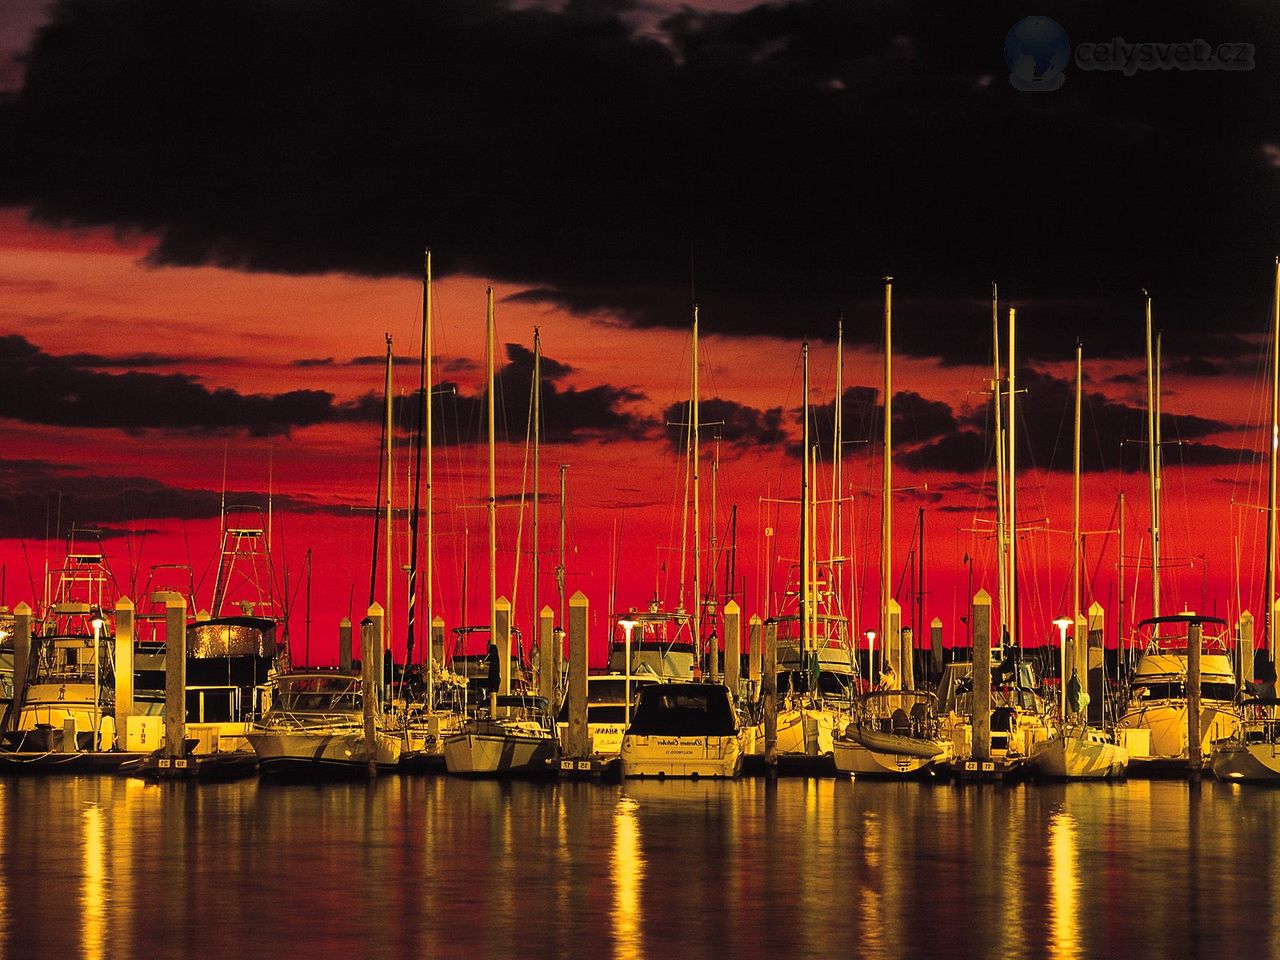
[406,249,430,676]
[383,333,394,696]
[1145,293,1160,623]
[1007,306,1017,649]
[1072,339,1084,717]
[557,464,568,629]
[992,285,1009,636]
[1268,258,1280,661]
[425,252,434,704]
[832,315,844,634]
[881,276,893,659]
[486,289,504,694]
[692,304,703,668]
[532,328,542,673]
[801,341,811,655]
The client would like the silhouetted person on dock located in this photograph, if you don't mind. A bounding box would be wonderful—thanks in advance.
[485,641,502,697]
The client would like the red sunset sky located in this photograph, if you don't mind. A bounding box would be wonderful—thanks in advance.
[1,1,1277,666]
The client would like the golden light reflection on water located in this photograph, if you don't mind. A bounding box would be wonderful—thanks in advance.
[612,796,644,960]
[81,804,105,960]
[1048,809,1080,960]
[858,807,883,957]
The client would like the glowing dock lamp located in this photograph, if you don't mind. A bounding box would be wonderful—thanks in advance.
[618,618,639,725]
[1052,616,1073,719]
[865,630,877,689]
[90,608,105,750]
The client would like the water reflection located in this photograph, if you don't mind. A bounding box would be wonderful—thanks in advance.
[4,778,1280,958]
[1048,809,1079,960]
[612,797,643,960]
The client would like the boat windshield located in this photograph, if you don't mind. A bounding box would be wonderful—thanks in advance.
[276,675,361,713]
[627,684,737,736]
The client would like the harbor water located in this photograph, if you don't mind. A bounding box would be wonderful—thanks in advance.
[2,775,1276,959]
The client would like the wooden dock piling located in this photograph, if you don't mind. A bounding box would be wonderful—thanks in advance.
[539,605,556,708]
[368,603,385,702]
[339,617,352,673]
[724,601,741,697]
[114,597,134,748]
[361,614,377,777]
[763,617,778,768]
[972,590,992,761]
[9,602,31,733]
[567,591,589,758]
[748,615,762,688]
[164,596,187,762]
[1188,618,1202,781]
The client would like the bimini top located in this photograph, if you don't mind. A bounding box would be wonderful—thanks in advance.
[626,683,737,737]
[1137,615,1229,628]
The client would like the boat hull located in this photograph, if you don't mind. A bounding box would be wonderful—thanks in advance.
[1028,733,1128,780]
[1117,700,1240,761]
[443,731,556,777]
[620,734,743,779]
[775,706,838,758]
[245,729,402,779]
[1211,741,1280,782]
[833,736,945,778]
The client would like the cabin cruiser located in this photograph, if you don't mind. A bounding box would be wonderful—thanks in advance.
[556,673,658,757]
[244,670,402,777]
[620,682,744,778]
[833,689,951,778]
[1028,721,1128,779]
[1211,697,1280,782]
[1116,615,1240,770]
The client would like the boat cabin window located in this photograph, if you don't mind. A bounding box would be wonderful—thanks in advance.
[277,677,361,712]
[627,685,737,736]
[1136,681,1236,702]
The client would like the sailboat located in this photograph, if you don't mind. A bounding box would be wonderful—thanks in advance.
[772,337,853,771]
[1116,294,1241,772]
[1212,260,1280,782]
[940,296,1055,779]
[1029,341,1128,779]
[444,288,558,777]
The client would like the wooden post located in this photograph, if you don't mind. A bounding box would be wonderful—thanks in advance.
[368,602,385,704]
[164,596,187,761]
[763,618,778,767]
[495,596,512,697]
[930,617,943,681]
[724,600,741,696]
[901,626,914,691]
[9,602,32,733]
[114,597,135,747]
[431,615,446,668]
[1086,603,1104,725]
[1240,611,1255,689]
[748,615,762,686]
[361,615,378,777]
[567,591,589,757]
[339,617,352,673]
[539,605,556,707]
[887,599,904,689]
[972,590,992,761]
[1188,618,1203,779]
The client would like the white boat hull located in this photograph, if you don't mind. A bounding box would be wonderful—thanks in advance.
[443,731,556,776]
[1028,732,1128,780]
[775,706,838,758]
[1117,700,1239,760]
[833,736,947,777]
[245,728,402,777]
[620,734,743,778]
[1211,740,1280,782]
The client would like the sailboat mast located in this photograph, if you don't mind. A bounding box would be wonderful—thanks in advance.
[486,289,504,694]
[406,249,429,673]
[692,304,703,669]
[1007,306,1017,649]
[1145,293,1160,623]
[832,316,844,634]
[532,328,542,674]
[1072,339,1084,716]
[383,334,394,697]
[558,464,568,629]
[881,276,893,663]
[1261,259,1280,660]
[992,285,1009,636]
[425,251,434,706]
[801,341,811,654]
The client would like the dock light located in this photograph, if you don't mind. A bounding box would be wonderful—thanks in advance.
[865,631,877,688]
[90,608,104,749]
[619,619,639,726]
[1053,616,1073,718]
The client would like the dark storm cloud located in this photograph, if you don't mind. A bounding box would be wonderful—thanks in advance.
[292,357,336,368]
[1,0,1276,364]
[797,386,960,457]
[62,351,230,369]
[0,335,340,435]
[901,368,1247,473]
[662,397,786,452]
[347,344,652,445]
[0,460,336,540]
